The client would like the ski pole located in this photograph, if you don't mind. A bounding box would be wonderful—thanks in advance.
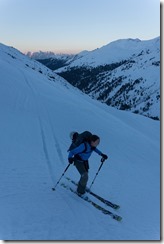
[89,158,105,190]
[52,164,71,191]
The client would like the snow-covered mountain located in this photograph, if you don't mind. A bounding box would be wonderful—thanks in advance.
[0,43,160,240]
[27,50,89,70]
[55,37,160,120]
[26,50,74,60]
[25,51,73,70]
[57,37,159,68]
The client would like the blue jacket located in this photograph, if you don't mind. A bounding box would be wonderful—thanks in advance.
[68,142,102,161]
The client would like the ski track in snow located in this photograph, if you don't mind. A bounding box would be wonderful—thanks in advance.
[20,69,65,185]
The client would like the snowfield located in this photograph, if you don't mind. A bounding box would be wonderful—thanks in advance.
[0,43,160,240]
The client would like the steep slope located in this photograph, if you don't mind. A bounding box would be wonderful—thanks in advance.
[56,37,160,120]
[0,43,160,240]
[56,37,159,68]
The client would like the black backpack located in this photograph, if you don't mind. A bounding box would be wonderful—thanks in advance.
[67,131,92,152]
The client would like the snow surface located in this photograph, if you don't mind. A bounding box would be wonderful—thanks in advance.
[0,43,160,240]
[57,37,160,70]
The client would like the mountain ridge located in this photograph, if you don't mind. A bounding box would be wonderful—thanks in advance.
[27,37,160,120]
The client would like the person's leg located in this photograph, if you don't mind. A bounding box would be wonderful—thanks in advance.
[74,160,88,194]
[77,172,88,194]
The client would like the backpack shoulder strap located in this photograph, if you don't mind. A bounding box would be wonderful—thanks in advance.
[79,142,93,154]
[83,142,87,153]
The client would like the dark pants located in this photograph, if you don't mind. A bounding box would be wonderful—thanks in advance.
[74,159,89,194]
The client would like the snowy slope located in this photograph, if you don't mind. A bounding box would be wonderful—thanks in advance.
[0,43,160,240]
[56,37,160,120]
[57,37,160,68]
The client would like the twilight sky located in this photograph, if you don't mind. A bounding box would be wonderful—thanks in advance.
[0,0,160,54]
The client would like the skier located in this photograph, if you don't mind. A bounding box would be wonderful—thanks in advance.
[68,134,108,195]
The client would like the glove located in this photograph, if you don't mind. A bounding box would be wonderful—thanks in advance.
[101,153,108,162]
[68,157,74,164]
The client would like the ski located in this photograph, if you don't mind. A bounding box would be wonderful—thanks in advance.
[65,177,120,210]
[60,182,122,222]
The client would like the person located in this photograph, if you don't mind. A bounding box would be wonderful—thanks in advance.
[68,134,108,195]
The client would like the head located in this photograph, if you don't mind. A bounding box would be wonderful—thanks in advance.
[90,135,100,147]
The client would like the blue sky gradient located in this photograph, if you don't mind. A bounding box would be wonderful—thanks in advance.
[0,0,160,53]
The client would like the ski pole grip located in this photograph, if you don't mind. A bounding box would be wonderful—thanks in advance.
[101,157,105,163]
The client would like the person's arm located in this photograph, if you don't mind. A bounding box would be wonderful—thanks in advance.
[94,148,108,161]
[94,147,102,155]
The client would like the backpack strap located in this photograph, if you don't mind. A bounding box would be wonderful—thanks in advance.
[82,142,87,153]
[79,142,94,155]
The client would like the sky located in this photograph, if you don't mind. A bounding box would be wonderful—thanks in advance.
[0,0,160,54]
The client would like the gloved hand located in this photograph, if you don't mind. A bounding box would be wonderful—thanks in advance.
[68,157,74,164]
[101,153,108,162]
